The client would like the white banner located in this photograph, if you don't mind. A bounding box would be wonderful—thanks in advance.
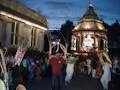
[13,46,26,66]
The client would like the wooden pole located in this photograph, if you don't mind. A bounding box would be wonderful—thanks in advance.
[0,49,9,90]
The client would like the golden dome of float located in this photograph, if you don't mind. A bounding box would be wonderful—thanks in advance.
[74,6,106,31]
[71,5,108,55]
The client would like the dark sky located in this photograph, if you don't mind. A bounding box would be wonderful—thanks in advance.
[18,0,120,30]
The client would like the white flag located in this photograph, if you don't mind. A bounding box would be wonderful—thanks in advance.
[13,47,26,66]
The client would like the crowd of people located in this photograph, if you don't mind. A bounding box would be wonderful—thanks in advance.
[0,46,49,90]
[48,51,118,90]
[0,44,120,90]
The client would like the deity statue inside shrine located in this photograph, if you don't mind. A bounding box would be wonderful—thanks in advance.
[82,34,94,51]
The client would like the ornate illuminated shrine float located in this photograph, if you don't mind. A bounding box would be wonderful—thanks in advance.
[71,1,111,65]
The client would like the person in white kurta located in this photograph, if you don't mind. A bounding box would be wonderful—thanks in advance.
[0,79,6,90]
[65,54,76,84]
[100,62,112,90]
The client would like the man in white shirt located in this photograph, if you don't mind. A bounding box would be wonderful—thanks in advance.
[65,54,76,85]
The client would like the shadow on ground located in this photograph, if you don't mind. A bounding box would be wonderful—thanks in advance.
[26,74,103,90]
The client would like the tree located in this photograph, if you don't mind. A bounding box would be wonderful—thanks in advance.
[60,20,74,52]
[110,20,120,48]
[44,33,49,52]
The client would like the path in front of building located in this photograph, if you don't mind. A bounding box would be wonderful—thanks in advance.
[26,74,104,90]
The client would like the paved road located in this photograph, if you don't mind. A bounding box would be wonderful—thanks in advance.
[25,74,104,90]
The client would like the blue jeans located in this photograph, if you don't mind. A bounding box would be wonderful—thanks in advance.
[52,74,63,90]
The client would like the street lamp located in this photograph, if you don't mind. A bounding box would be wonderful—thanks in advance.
[52,39,60,53]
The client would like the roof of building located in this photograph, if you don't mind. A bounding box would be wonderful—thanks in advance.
[0,0,48,28]
[81,6,99,20]
[73,5,106,31]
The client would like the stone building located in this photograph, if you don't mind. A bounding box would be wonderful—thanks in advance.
[0,0,48,51]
